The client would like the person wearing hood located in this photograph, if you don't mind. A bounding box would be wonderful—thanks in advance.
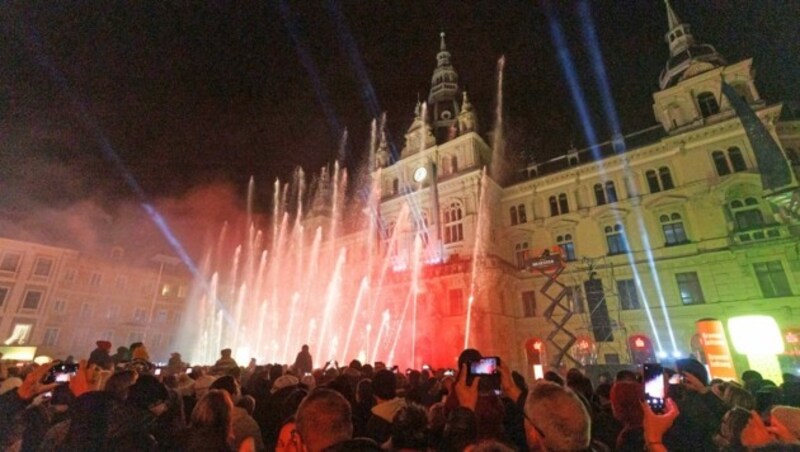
[364,369,407,445]
[610,381,645,451]
[663,358,729,452]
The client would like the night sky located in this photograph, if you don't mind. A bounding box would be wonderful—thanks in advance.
[1,1,798,251]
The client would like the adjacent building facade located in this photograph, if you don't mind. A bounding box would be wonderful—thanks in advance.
[0,236,190,361]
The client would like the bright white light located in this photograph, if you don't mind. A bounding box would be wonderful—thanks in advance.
[672,350,682,358]
[657,351,668,359]
[728,315,784,354]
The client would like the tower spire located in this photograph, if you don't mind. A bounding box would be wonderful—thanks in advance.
[429,32,460,143]
[658,2,725,89]
[664,0,681,31]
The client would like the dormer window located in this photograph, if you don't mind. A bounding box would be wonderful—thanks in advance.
[697,92,720,117]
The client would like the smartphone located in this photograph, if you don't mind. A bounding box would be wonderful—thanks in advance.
[468,357,499,376]
[304,372,312,377]
[443,369,455,377]
[668,372,683,385]
[44,363,79,384]
[422,364,431,371]
[154,368,162,376]
[643,363,666,414]
[469,357,501,394]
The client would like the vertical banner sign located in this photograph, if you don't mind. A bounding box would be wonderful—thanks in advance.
[695,319,738,381]
[628,334,656,365]
[525,338,545,380]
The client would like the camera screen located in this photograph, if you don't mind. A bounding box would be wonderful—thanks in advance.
[469,357,498,376]
[643,363,665,413]
[47,363,78,384]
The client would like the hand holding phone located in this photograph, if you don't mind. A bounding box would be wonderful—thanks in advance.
[44,363,79,385]
[468,357,500,376]
[468,357,501,394]
[643,363,666,414]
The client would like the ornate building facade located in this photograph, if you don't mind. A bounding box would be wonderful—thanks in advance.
[369,2,800,374]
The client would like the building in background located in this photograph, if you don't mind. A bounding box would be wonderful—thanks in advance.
[0,236,190,362]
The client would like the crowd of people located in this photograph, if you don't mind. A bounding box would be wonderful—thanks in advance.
[1,340,799,451]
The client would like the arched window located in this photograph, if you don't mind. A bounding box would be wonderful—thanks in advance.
[549,196,559,217]
[549,194,570,216]
[518,204,527,224]
[605,224,628,255]
[557,234,576,261]
[510,206,518,226]
[392,178,399,195]
[605,181,618,203]
[451,155,459,173]
[443,202,464,244]
[594,183,606,206]
[660,212,688,246]
[730,197,764,231]
[646,170,660,193]
[659,167,674,190]
[713,150,731,176]
[697,91,720,117]
[558,193,569,214]
[728,147,747,172]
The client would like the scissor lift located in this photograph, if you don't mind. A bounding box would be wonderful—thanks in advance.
[527,250,579,367]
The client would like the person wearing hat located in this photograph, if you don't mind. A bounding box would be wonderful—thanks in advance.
[662,358,729,451]
[89,341,114,371]
[214,348,238,373]
[271,375,300,395]
[210,375,265,451]
[364,370,407,445]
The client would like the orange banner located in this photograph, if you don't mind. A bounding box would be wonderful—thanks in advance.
[695,319,738,381]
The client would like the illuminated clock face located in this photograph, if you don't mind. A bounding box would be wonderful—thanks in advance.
[413,166,427,182]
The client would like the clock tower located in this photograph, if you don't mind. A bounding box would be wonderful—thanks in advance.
[428,32,460,144]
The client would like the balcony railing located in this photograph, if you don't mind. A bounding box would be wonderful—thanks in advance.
[732,224,787,244]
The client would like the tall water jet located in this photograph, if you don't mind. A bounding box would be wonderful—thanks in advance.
[490,55,506,183]
[465,168,489,350]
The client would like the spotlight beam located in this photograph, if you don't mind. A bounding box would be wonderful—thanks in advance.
[543,1,666,353]
[577,1,679,354]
